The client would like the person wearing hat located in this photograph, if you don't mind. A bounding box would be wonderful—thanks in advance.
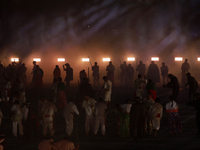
[92,62,100,86]
[185,73,198,105]
[181,59,190,84]
[129,97,146,140]
[63,63,73,87]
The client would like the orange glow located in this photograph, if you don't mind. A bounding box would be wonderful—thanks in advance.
[103,58,110,62]
[198,57,200,61]
[11,58,19,62]
[127,57,135,61]
[82,58,90,62]
[151,57,159,61]
[175,57,183,61]
[58,58,65,62]
[33,58,41,62]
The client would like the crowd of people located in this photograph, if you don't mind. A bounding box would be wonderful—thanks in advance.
[0,58,198,150]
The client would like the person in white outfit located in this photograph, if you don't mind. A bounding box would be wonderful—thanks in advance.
[41,101,57,137]
[82,94,97,136]
[93,97,107,136]
[63,98,79,136]
[103,76,112,109]
[11,100,23,138]
[134,74,147,99]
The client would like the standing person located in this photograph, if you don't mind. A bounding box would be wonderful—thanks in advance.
[63,98,79,136]
[147,61,160,85]
[185,73,198,105]
[126,64,134,86]
[21,103,29,137]
[93,97,107,137]
[26,105,39,140]
[165,96,182,136]
[181,59,190,84]
[34,65,43,88]
[143,92,155,134]
[120,61,128,86]
[31,61,37,86]
[166,74,180,102]
[146,79,157,101]
[52,78,58,103]
[53,65,61,82]
[133,74,147,99]
[103,76,112,109]
[148,98,163,137]
[57,77,67,110]
[106,61,115,84]
[129,97,146,140]
[11,100,24,138]
[82,94,97,136]
[118,100,132,138]
[63,63,73,87]
[92,62,100,86]
[41,100,57,137]
[160,62,169,85]
[18,63,27,85]
[4,79,11,102]
[79,70,87,84]
[136,61,146,77]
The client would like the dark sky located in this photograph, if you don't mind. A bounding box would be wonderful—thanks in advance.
[0,0,200,61]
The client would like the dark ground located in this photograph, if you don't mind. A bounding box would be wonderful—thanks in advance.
[1,81,200,150]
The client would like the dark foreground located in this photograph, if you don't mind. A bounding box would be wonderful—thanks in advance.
[1,83,200,150]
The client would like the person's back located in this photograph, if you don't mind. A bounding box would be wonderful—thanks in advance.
[95,102,107,117]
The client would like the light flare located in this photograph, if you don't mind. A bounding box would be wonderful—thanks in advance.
[33,58,41,62]
[82,58,90,62]
[151,57,159,61]
[11,58,19,62]
[103,58,110,62]
[127,57,135,61]
[58,58,65,62]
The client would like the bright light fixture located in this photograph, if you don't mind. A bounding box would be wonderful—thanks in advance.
[11,58,19,62]
[103,58,110,62]
[175,57,183,61]
[82,58,90,62]
[58,58,65,62]
[127,57,135,61]
[33,58,41,62]
[151,57,159,61]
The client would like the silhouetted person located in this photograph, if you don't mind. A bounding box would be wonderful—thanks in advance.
[31,61,37,86]
[147,61,160,85]
[63,63,73,87]
[120,61,127,86]
[185,73,198,104]
[161,62,168,85]
[166,74,179,102]
[92,62,100,86]
[34,65,43,88]
[53,65,61,82]
[79,70,87,84]
[106,61,115,84]
[127,64,134,86]
[181,59,190,84]
[130,97,145,140]
[136,61,146,77]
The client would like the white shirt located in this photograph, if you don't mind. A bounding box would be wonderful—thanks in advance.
[11,104,22,116]
[41,102,57,116]
[95,102,107,117]
[121,104,132,113]
[82,98,97,116]
[134,78,147,89]
[21,107,29,120]
[104,80,112,93]
[165,101,178,110]
[64,102,79,117]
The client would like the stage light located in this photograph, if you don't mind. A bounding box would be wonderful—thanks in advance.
[82,58,90,62]
[11,58,19,62]
[58,58,65,62]
[103,58,110,62]
[127,57,135,61]
[151,57,159,61]
[175,57,183,61]
[33,58,41,62]
[198,57,200,61]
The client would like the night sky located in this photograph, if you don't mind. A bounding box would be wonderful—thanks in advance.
[0,0,200,62]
